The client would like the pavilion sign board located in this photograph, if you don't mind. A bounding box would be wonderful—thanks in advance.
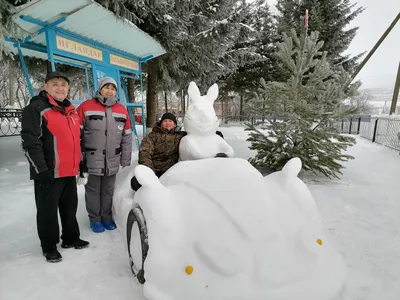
[52,33,139,74]
[56,36,103,61]
[110,54,139,71]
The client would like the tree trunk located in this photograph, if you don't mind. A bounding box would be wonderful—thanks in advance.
[46,61,52,74]
[177,90,181,115]
[221,98,224,124]
[262,103,265,123]
[146,59,159,129]
[15,80,24,108]
[72,88,79,99]
[239,95,243,121]
[221,91,229,124]
[127,77,135,103]
[181,89,186,116]
[9,71,14,106]
[164,91,168,112]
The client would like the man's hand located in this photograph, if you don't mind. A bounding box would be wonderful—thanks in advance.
[77,172,88,185]
[77,162,89,185]
[37,170,54,188]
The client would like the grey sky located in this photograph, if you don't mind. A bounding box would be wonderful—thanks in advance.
[265,0,400,89]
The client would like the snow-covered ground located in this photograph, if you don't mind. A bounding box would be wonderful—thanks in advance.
[0,127,399,300]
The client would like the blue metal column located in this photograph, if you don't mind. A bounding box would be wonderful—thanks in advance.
[121,76,140,149]
[16,43,35,97]
[116,70,122,102]
[140,73,146,136]
[92,65,98,91]
[85,68,91,99]
[45,28,56,71]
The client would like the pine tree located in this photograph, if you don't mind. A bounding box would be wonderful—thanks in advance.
[95,0,259,126]
[275,0,364,71]
[246,29,358,179]
[0,0,30,59]
[223,0,277,93]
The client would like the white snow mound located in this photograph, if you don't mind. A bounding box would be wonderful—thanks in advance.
[113,157,346,300]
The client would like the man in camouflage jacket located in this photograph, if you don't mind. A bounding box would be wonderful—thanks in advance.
[131,112,186,190]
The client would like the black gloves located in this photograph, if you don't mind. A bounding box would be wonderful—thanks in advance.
[77,162,89,185]
[215,153,228,158]
[79,162,88,177]
[37,170,54,188]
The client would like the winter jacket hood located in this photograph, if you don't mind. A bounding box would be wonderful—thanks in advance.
[31,90,74,112]
[94,91,118,107]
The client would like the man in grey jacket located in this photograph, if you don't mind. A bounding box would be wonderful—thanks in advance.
[77,77,132,233]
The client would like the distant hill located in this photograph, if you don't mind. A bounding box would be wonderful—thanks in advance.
[361,87,399,115]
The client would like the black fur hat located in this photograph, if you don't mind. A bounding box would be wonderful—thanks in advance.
[160,112,177,125]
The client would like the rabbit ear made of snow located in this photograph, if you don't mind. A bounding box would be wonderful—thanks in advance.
[188,81,201,103]
[206,83,219,103]
[135,165,164,189]
[282,157,302,179]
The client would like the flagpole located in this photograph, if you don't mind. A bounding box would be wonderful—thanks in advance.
[305,8,309,35]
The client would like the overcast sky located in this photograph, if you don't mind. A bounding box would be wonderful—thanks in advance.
[265,0,400,89]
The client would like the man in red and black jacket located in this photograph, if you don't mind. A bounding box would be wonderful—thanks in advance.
[21,72,89,263]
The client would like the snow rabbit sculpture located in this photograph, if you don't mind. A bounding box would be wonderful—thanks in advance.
[179,81,234,160]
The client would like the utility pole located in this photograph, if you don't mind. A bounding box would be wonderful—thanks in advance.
[390,62,400,115]
[349,12,400,84]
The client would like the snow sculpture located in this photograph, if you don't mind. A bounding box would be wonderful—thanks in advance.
[179,81,234,160]
[120,156,346,300]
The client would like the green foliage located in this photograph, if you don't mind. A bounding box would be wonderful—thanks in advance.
[222,0,277,94]
[96,0,261,92]
[275,0,364,71]
[246,29,357,179]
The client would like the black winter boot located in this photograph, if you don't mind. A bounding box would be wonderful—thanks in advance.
[61,238,89,249]
[42,248,62,263]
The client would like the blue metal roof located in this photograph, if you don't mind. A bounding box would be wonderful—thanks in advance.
[6,0,165,61]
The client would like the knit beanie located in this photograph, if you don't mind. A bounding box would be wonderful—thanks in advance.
[98,77,117,91]
[160,112,177,125]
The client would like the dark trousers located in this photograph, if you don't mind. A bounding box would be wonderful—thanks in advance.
[34,177,80,251]
[84,174,116,222]
[131,170,164,191]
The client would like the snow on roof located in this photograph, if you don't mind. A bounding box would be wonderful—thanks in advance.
[6,0,165,61]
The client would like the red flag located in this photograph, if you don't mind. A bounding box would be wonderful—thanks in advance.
[305,9,309,29]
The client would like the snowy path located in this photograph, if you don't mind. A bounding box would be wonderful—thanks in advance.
[0,137,145,300]
[306,137,400,300]
[1,132,400,300]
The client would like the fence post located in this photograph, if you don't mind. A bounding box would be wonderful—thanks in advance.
[372,119,379,143]
[357,117,361,134]
[349,118,352,134]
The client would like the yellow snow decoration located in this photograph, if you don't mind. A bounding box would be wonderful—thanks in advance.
[185,265,194,275]
[317,239,323,245]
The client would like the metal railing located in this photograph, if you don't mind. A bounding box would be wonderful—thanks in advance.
[155,114,282,128]
[217,115,287,127]
[0,109,22,137]
[340,116,400,152]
